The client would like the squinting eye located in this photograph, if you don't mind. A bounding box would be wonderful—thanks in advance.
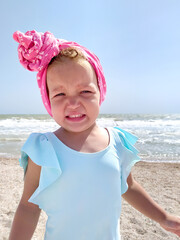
[55,93,65,97]
[81,90,91,94]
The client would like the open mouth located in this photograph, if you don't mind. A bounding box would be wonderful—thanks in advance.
[66,114,86,121]
[66,114,85,119]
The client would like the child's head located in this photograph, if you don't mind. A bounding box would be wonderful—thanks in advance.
[13,30,106,118]
[46,47,101,132]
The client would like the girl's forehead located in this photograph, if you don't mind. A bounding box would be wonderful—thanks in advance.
[47,58,98,86]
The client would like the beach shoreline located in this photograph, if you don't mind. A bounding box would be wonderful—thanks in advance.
[1,159,179,240]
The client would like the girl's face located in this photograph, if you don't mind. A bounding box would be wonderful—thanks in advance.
[47,58,100,133]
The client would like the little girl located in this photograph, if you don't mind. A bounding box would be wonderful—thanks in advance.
[10,30,180,240]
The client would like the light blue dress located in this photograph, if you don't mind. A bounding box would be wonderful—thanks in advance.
[20,127,140,240]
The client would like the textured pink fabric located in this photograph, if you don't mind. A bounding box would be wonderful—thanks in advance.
[13,30,106,116]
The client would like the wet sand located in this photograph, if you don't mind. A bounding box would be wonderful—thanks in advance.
[0,159,179,240]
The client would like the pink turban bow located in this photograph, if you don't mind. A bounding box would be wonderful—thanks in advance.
[13,30,106,116]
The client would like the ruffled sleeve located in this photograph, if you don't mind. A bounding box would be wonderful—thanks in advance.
[19,133,62,209]
[113,127,140,195]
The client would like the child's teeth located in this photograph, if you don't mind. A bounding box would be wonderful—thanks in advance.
[69,114,83,118]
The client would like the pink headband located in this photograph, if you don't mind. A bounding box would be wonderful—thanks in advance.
[13,30,106,116]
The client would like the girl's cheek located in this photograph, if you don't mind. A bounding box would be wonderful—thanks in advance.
[50,99,62,110]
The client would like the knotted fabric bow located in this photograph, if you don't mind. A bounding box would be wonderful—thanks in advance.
[13,30,106,116]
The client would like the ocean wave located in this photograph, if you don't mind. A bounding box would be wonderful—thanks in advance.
[0,114,179,162]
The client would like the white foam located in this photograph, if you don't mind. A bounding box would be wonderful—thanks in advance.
[0,114,179,162]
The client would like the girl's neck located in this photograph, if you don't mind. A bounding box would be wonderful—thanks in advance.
[54,122,99,142]
[53,123,109,153]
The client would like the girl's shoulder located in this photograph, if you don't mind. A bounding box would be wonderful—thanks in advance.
[20,132,51,165]
[23,132,49,145]
[110,127,138,146]
[20,132,61,175]
[21,132,55,153]
[110,127,141,195]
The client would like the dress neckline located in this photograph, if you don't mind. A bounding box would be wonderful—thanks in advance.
[50,127,113,156]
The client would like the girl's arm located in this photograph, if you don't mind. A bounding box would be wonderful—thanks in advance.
[9,158,41,240]
[122,173,180,237]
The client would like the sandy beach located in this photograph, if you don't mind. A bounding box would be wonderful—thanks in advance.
[0,159,179,240]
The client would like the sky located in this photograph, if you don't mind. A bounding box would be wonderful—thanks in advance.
[0,0,180,114]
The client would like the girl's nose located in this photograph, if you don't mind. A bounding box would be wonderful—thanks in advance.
[66,96,80,109]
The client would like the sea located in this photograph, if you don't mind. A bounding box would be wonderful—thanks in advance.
[0,114,179,163]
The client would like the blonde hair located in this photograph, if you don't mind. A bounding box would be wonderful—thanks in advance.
[48,47,87,66]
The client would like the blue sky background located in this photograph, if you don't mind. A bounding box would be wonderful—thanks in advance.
[0,0,180,114]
